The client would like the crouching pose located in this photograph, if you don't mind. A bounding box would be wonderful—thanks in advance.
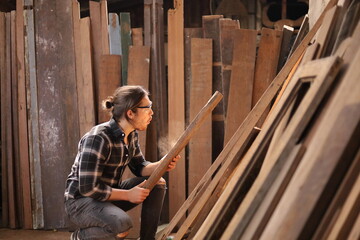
[64,86,179,240]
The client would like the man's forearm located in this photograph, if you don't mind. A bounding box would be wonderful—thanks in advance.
[141,161,161,176]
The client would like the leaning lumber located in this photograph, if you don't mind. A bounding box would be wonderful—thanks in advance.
[167,0,186,220]
[143,91,223,191]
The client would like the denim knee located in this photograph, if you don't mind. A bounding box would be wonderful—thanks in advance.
[104,213,133,235]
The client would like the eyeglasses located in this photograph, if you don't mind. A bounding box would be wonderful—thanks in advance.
[137,103,152,109]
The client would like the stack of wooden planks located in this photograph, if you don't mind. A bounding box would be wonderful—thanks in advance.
[159,0,360,239]
[0,0,151,231]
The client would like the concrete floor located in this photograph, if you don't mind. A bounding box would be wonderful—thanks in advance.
[0,228,71,240]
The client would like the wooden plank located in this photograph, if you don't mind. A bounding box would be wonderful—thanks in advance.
[100,0,109,54]
[202,15,225,160]
[202,55,343,240]
[89,0,102,122]
[252,28,282,109]
[34,0,79,228]
[261,49,359,240]
[98,55,121,123]
[120,12,131,85]
[79,17,96,135]
[224,29,257,145]
[109,13,122,55]
[24,7,44,229]
[10,10,20,228]
[0,12,8,228]
[188,38,212,194]
[131,28,143,46]
[313,148,360,239]
[277,25,294,72]
[143,0,167,165]
[219,18,240,117]
[167,0,186,220]
[162,0,336,235]
[144,92,223,191]
[16,0,33,229]
[126,46,150,238]
[184,28,202,126]
[128,45,150,154]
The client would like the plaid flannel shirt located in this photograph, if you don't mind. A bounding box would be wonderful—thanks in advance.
[64,118,151,201]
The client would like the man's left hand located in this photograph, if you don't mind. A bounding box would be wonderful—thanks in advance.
[167,155,180,171]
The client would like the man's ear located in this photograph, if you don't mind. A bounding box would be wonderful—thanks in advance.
[127,109,135,119]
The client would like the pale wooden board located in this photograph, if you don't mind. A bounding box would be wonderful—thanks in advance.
[224,29,257,145]
[261,50,359,240]
[16,0,33,229]
[98,55,121,123]
[188,38,212,194]
[167,0,186,221]
[79,17,96,135]
[108,13,122,55]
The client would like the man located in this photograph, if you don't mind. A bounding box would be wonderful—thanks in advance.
[64,85,179,240]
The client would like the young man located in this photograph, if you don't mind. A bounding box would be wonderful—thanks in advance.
[64,86,180,240]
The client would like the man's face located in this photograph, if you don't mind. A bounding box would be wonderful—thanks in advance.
[130,96,153,131]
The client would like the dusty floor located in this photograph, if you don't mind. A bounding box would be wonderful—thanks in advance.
[0,228,71,240]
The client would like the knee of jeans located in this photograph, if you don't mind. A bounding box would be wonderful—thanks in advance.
[104,214,133,235]
[155,177,167,189]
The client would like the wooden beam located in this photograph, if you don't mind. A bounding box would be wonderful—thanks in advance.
[144,91,223,191]
[131,28,143,46]
[167,0,186,220]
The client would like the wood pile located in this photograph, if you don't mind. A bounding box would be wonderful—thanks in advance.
[159,0,360,239]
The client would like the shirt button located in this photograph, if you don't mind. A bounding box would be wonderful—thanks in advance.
[121,133,125,137]
[125,154,128,157]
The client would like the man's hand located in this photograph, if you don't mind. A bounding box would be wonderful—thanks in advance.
[127,180,150,204]
[167,155,180,171]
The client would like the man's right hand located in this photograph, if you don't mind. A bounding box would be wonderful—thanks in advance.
[127,180,150,204]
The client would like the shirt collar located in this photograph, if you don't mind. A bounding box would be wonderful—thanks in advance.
[109,118,125,139]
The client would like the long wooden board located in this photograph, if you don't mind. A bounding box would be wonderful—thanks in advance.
[188,38,212,194]
[24,6,44,229]
[98,55,121,123]
[167,0,186,220]
[34,0,79,228]
[219,18,240,117]
[224,29,257,145]
[78,17,96,135]
[202,15,225,160]
[16,0,32,229]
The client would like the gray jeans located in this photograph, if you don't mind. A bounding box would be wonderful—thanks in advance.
[65,177,166,240]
